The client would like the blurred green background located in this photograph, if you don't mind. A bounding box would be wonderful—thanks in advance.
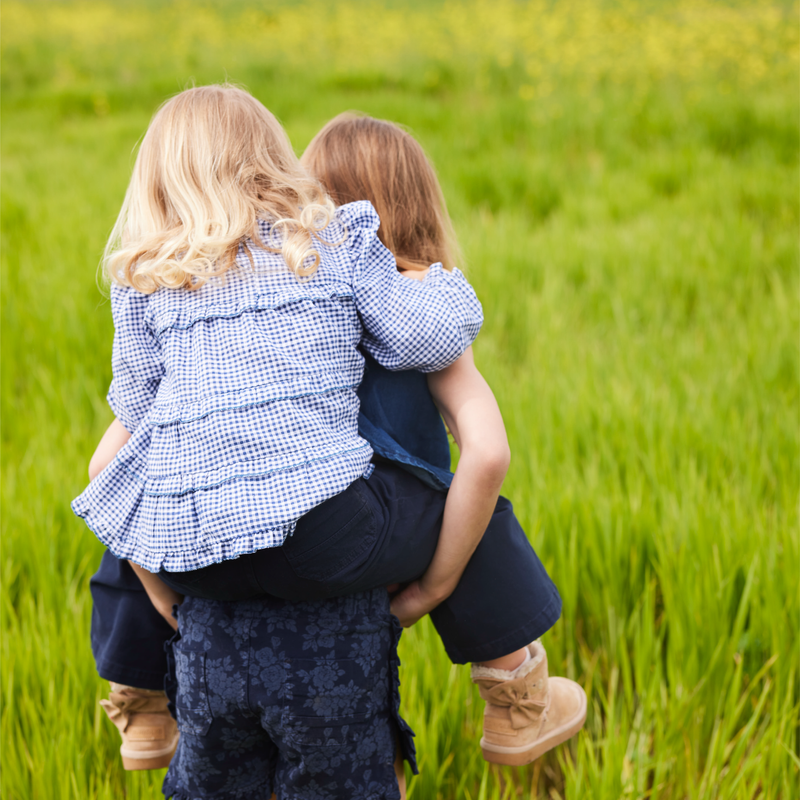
[2,1,798,798]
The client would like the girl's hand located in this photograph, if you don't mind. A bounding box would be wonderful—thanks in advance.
[389,580,450,628]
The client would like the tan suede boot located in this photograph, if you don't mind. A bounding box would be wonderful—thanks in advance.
[99,683,179,770]
[470,641,586,766]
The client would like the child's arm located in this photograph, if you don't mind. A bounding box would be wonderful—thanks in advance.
[88,418,131,480]
[127,562,181,632]
[390,347,511,627]
[348,203,483,374]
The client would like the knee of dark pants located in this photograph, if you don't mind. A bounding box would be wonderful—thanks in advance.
[482,496,520,540]
[492,495,514,518]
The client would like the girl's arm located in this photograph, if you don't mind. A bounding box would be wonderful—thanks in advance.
[88,418,131,480]
[390,347,510,627]
[127,562,181,632]
[348,203,483,374]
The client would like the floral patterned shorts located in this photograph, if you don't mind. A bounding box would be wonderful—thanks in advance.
[162,591,416,800]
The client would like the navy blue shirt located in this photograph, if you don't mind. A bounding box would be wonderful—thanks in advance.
[357,353,453,492]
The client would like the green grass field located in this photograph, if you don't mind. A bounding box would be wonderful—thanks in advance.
[2,1,798,798]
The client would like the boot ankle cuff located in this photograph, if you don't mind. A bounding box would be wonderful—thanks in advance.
[471,646,545,683]
[110,682,166,696]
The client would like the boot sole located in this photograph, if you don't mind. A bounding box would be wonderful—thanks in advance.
[121,735,179,771]
[480,680,587,766]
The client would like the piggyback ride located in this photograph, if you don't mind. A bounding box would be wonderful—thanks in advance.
[91,353,561,688]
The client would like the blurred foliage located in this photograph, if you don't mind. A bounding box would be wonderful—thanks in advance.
[3,0,798,97]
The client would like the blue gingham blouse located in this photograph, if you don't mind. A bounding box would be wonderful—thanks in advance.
[71,201,483,572]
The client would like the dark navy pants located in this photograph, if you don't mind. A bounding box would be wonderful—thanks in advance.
[91,553,175,690]
[162,591,414,800]
[91,463,561,686]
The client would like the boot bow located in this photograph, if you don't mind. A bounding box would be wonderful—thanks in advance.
[481,680,548,729]
[99,692,166,730]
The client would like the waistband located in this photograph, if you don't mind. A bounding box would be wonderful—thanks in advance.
[178,586,392,623]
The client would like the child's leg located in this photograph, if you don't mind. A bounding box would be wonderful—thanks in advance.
[344,488,583,765]
[477,648,531,672]
[424,497,584,765]
[427,496,561,664]
[394,743,408,799]
[91,550,175,688]
[270,592,415,799]
[162,603,278,800]
[164,591,414,800]
[157,466,560,664]
[156,462,449,603]
[91,551,179,769]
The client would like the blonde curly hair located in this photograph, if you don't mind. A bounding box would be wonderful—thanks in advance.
[104,84,336,292]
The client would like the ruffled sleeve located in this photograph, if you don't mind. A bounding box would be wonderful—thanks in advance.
[107,284,164,433]
[338,201,484,373]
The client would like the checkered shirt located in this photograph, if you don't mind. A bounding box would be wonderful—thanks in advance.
[71,201,483,572]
